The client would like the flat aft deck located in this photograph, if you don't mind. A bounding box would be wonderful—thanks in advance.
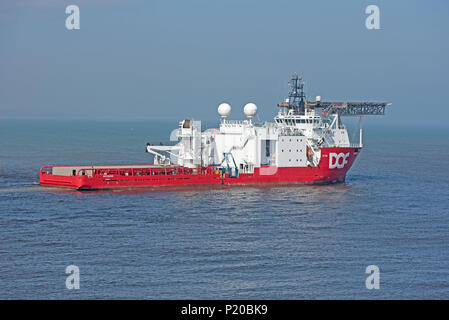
[44,164,177,177]
[39,164,219,189]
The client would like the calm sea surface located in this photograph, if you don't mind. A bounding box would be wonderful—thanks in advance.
[0,119,448,299]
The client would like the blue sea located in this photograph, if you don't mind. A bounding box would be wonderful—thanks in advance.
[0,119,448,299]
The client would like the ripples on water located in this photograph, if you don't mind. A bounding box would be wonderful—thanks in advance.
[0,120,448,299]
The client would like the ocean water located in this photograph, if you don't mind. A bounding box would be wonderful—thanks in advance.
[0,119,448,299]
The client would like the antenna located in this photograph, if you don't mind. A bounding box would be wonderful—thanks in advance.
[278,74,307,114]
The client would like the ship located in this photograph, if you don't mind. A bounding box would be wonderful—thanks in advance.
[39,75,391,190]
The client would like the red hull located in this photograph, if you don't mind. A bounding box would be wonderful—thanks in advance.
[40,147,360,190]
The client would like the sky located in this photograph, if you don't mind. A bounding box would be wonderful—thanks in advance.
[0,0,448,125]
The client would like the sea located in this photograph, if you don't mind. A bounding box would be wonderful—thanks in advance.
[0,119,448,299]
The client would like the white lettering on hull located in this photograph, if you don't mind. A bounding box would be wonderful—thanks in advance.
[329,152,350,169]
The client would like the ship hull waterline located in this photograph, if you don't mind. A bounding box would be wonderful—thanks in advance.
[39,147,360,191]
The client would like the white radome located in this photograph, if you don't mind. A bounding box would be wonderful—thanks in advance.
[243,103,257,118]
[218,103,231,118]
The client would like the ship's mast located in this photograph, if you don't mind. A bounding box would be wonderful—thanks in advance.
[278,74,306,115]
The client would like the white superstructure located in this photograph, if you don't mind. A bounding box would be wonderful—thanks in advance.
[146,75,390,173]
